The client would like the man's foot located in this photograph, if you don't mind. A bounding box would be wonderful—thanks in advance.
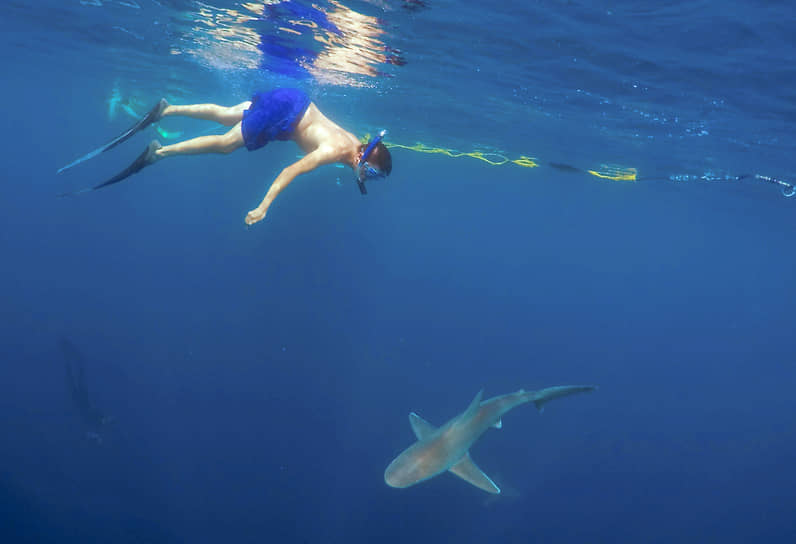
[140,98,170,129]
[132,140,162,173]
[88,140,161,191]
[88,140,162,191]
[98,140,161,184]
[57,99,170,176]
[59,141,164,196]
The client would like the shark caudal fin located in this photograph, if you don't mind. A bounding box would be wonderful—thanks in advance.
[528,385,597,412]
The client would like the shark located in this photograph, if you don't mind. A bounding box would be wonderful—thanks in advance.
[384,385,596,494]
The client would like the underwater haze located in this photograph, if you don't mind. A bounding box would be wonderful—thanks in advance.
[1,0,795,542]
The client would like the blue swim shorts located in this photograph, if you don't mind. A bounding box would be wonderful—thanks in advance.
[241,88,311,151]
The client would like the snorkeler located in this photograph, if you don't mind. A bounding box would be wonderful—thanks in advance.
[60,338,113,443]
[58,88,393,226]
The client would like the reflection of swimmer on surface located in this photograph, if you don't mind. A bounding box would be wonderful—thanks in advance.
[60,338,114,444]
[246,0,406,83]
[59,88,393,225]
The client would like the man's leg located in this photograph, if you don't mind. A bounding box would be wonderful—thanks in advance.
[160,102,251,126]
[155,122,245,158]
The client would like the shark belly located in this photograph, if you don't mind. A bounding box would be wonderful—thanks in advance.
[385,432,472,488]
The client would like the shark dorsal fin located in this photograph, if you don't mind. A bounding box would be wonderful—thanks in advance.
[448,453,500,494]
[408,412,437,440]
[462,389,484,420]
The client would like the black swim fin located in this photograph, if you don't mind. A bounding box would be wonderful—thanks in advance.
[57,98,168,174]
[58,140,162,197]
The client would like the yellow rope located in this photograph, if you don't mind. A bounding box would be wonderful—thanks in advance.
[360,135,540,169]
[361,134,641,181]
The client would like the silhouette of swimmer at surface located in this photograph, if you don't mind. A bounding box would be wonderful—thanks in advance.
[60,338,114,444]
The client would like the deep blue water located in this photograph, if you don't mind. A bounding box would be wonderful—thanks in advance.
[2,1,795,542]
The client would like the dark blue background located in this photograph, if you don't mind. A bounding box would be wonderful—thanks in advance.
[2,1,796,542]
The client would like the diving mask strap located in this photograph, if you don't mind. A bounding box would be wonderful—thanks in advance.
[358,129,387,169]
[355,129,387,195]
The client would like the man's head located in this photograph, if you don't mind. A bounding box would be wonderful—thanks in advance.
[356,130,392,194]
[359,141,392,176]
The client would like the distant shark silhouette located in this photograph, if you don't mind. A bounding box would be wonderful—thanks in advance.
[60,337,114,444]
[384,385,596,494]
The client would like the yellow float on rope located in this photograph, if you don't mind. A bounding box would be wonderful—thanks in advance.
[587,164,638,182]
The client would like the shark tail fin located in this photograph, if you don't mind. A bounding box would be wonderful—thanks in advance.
[529,385,597,412]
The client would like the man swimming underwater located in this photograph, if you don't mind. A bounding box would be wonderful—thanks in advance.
[58,88,392,226]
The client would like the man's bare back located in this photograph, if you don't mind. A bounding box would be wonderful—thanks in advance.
[241,102,363,225]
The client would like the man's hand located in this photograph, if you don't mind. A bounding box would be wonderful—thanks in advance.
[243,149,330,227]
[245,206,267,225]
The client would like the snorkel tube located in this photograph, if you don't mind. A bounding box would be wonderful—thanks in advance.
[356,129,387,195]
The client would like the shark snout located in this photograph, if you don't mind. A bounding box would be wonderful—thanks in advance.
[384,461,407,488]
[384,455,419,489]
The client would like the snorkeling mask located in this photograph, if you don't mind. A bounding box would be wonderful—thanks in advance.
[356,129,387,195]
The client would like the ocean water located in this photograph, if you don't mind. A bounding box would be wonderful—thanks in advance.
[1,0,795,542]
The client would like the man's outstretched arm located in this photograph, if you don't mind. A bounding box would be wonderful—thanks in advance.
[245,149,333,226]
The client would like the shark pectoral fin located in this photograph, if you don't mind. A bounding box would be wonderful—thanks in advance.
[531,385,598,412]
[409,412,437,440]
[492,419,502,429]
[449,453,500,494]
